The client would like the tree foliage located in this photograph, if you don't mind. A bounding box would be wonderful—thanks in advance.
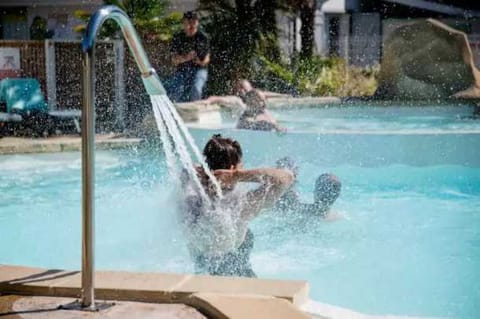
[198,0,320,94]
[199,0,285,94]
[105,0,168,20]
[254,55,379,97]
[74,0,181,40]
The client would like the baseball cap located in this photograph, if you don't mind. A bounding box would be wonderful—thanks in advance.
[183,11,199,20]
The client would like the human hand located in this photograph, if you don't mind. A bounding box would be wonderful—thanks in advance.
[186,51,197,61]
[204,97,213,105]
[194,57,208,66]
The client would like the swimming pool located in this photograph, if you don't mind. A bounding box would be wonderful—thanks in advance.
[1,107,480,318]
[192,104,480,134]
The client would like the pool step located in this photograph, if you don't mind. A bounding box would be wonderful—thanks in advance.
[0,264,309,318]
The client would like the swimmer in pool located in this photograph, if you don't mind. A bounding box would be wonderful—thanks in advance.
[179,134,294,277]
[275,157,342,219]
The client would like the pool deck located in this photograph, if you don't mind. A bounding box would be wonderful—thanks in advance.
[0,295,207,319]
[0,265,437,319]
[0,265,310,319]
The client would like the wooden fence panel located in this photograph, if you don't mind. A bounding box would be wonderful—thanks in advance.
[0,40,46,96]
[0,39,179,132]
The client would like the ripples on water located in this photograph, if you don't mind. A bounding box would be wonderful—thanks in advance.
[0,140,479,318]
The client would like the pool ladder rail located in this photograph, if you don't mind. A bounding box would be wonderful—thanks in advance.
[80,5,166,309]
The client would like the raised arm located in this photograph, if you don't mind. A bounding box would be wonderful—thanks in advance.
[194,53,210,67]
[170,32,197,66]
[241,168,294,219]
[172,51,196,66]
[205,95,246,110]
[213,168,293,220]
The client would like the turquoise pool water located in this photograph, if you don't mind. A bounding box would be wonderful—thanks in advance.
[207,105,480,133]
[1,112,480,318]
[272,106,480,132]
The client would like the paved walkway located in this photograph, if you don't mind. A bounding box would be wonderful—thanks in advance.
[0,295,205,319]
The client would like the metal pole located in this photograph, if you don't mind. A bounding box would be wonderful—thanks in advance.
[81,49,95,309]
[45,40,57,110]
[113,40,125,131]
[78,5,168,309]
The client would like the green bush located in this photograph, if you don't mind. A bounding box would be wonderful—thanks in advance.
[73,0,180,41]
[135,12,182,41]
[253,54,379,97]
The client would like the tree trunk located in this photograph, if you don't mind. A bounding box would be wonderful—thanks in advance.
[299,0,315,58]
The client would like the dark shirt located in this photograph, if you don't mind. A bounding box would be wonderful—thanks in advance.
[171,30,209,70]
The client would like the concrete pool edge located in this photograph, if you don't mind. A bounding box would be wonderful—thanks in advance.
[0,264,310,319]
[175,96,343,121]
[0,134,142,155]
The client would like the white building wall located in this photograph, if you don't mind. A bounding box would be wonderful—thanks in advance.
[314,9,327,55]
[278,9,328,59]
[0,1,102,40]
[350,13,381,66]
[167,0,198,13]
[338,14,350,61]
[277,12,296,59]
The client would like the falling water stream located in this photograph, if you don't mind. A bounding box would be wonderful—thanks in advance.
[150,94,222,203]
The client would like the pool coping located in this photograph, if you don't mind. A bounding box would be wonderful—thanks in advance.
[176,96,343,120]
[3,128,480,156]
[0,134,142,155]
[0,264,310,319]
[176,96,478,116]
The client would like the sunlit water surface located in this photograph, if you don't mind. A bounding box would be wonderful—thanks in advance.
[209,105,480,133]
[1,122,480,319]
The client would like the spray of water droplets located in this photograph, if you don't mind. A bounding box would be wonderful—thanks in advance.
[150,94,223,204]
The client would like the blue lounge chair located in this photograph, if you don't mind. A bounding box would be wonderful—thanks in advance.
[0,77,49,113]
[0,78,81,135]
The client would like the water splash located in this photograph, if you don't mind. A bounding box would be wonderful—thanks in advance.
[149,94,222,202]
[161,95,222,198]
[151,96,177,175]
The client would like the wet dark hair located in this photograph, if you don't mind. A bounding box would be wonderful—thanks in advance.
[203,134,243,170]
[183,11,199,20]
[314,174,341,207]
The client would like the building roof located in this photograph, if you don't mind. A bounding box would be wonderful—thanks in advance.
[0,0,102,7]
[385,0,480,17]
[321,0,480,17]
[321,0,345,14]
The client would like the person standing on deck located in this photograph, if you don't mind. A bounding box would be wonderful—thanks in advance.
[167,11,210,102]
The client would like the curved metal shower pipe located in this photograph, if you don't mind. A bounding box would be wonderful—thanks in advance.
[80,5,166,309]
